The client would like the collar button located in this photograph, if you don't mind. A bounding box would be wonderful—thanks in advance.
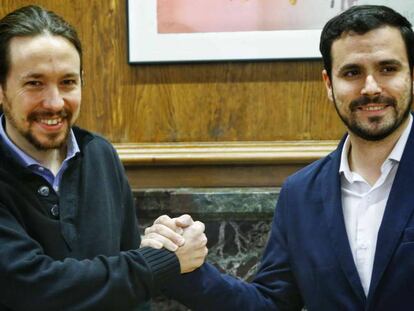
[38,186,50,197]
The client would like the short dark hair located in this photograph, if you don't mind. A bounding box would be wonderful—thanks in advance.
[0,5,82,87]
[320,5,414,78]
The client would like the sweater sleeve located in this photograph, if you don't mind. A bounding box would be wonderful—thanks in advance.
[0,205,180,311]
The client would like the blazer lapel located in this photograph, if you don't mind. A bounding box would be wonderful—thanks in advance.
[321,138,367,303]
[368,123,414,301]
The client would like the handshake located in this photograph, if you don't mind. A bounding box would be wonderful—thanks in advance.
[141,215,208,274]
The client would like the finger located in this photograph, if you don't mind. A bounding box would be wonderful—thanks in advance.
[154,215,184,234]
[145,224,185,246]
[191,233,208,247]
[199,234,208,247]
[154,215,174,227]
[174,214,194,228]
[193,221,205,232]
[144,233,180,251]
[140,238,163,249]
[184,221,205,236]
[174,227,184,235]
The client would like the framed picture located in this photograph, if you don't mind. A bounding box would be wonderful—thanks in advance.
[127,0,414,63]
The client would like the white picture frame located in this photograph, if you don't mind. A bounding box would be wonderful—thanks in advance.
[127,0,414,63]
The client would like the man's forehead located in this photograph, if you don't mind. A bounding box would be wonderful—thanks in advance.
[7,34,81,76]
[330,26,407,68]
[9,34,77,55]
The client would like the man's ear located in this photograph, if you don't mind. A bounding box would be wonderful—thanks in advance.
[322,69,333,102]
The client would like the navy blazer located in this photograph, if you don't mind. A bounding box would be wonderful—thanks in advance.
[166,125,414,310]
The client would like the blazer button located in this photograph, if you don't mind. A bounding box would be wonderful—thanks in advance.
[38,186,50,197]
[50,204,60,217]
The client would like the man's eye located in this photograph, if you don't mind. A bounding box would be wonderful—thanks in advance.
[62,79,77,86]
[343,70,360,78]
[381,66,397,73]
[25,81,42,87]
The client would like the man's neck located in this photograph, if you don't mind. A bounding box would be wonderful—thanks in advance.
[30,147,66,176]
[3,121,67,175]
[348,118,410,186]
[16,139,67,175]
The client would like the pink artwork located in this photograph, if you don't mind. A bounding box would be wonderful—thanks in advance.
[128,0,413,62]
[157,0,360,34]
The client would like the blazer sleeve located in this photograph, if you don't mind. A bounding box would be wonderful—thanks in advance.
[163,179,304,311]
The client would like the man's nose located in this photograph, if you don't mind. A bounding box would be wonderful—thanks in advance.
[361,75,382,96]
[43,86,64,110]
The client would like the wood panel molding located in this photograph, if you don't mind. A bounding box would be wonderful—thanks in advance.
[116,140,338,166]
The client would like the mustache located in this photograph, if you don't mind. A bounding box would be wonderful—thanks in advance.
[27,109,70,121]
[350,95,396,111]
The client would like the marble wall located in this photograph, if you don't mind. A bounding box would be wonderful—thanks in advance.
[135,188,279,310]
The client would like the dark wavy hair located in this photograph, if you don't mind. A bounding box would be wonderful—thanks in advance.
[0,5,82,87]
[320,5,414,78]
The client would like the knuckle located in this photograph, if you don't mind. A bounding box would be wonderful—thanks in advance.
[194,221,205,232]
[153,224,167,233]
[155,215,170,224]
[148,232,163,240]
[148,224,159,233]
[145,232,155,239]
[182,214,193,221]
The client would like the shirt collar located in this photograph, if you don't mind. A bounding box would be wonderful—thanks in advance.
[0,114,80,168]
[388,114,412,162]
[339,114,413,178]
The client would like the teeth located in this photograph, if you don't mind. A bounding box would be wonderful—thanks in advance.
[40,118,62,125]
[361,106,385,111]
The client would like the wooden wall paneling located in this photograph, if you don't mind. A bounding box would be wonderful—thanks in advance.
[0,0,345,144]
[0,1,347,188]
[116,140,338,165]
[126,164,303,189]
[119,140,338,188]
[121,61,346,142]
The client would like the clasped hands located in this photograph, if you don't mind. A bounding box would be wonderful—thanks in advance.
[141,214,208,273]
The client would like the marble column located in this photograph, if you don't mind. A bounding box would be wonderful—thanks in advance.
[135,188,279,310]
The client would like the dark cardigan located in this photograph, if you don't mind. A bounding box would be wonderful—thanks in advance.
[0,127,179,310]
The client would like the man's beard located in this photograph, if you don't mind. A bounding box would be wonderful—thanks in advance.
[333,92,412,141]
[2,100,72,151]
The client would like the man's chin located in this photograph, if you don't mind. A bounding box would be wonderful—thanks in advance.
[27,133,68,151]
[349,124,397,141]
[33,141,66,151]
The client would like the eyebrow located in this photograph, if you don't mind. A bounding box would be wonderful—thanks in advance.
[378,59,403,67]
[20,73,44,80]
[20,72,81,80]
[337,59,404,73]
[337,63,360,73]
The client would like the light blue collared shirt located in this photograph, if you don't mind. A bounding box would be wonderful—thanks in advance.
[0,115,80,193]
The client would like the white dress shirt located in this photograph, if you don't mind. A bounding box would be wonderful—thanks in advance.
[339,115,412,296]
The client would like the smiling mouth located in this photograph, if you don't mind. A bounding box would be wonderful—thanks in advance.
[38,117,63,126]
[357,104,390,112]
